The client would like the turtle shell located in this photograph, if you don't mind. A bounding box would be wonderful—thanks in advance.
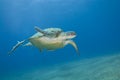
[43,28,63,38]
[30,28,63,39]
[30,32,44,38]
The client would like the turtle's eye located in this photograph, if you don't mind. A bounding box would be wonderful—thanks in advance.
[67,31,76,36]
[71,32,76,35]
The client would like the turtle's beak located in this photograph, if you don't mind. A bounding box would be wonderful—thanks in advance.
[66,31,76,39]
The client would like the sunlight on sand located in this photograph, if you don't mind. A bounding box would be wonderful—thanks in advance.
[1,53,120,80]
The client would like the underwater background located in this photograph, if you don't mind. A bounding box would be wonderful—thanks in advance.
[0,0,120,80]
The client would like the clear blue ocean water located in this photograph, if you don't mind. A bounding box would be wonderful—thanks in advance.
[0,0,120,79]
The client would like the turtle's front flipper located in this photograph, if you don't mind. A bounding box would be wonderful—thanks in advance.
[34,26,45,34]
[8,40,25,55]
[55,31,61,37]
[65,40,79,56]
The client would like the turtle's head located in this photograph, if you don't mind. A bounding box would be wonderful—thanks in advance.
[63,31,76,39]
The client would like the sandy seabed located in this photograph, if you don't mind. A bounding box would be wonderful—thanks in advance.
[1,53,120,80]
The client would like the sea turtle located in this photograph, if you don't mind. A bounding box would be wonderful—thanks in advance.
[23,26,63,47]
[8,27,79,55]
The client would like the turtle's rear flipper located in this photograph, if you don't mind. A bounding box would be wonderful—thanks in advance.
[23,42,32,46]
[8,40,25,55]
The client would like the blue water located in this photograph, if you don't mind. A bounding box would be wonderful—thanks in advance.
[0,0,120,78]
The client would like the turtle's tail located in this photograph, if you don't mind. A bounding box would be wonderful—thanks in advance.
[8,40,26,55]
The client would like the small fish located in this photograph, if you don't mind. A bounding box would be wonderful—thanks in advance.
[8,40,25,55]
